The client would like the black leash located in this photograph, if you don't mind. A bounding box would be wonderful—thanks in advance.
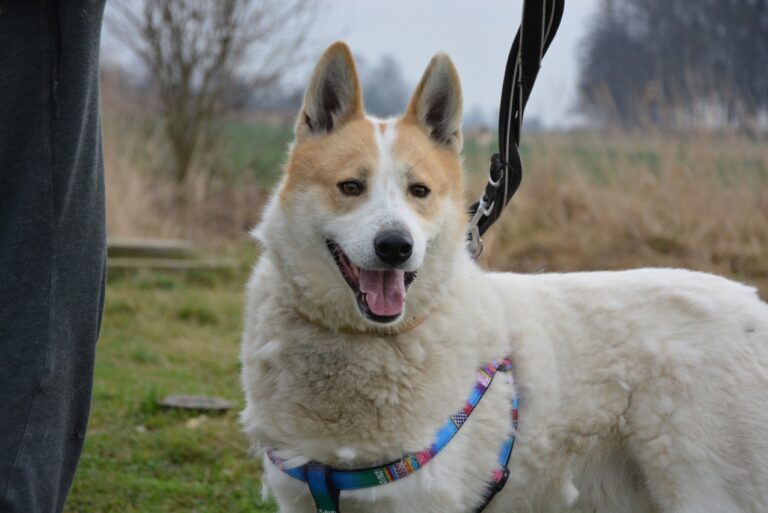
[467,0,565,257]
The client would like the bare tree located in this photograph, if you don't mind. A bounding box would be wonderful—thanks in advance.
[108,0,318,183]
[579,0,768,131]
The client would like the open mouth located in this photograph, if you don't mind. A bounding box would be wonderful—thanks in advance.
[327,240,416,324]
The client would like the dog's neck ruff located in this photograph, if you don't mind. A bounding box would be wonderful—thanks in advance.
[267,359,519,513]
[291,305,429,337]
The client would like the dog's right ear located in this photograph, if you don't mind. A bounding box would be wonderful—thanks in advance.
[296,42,364,138]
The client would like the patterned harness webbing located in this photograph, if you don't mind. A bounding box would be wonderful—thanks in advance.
[267,358,519,513]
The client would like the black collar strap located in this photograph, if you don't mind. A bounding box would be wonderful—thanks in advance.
[467,0,565,257]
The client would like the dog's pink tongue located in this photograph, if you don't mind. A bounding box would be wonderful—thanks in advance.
[359,269,406,317]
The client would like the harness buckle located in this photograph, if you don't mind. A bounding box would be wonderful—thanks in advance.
[475,468,510,512]
[498,467,510,489]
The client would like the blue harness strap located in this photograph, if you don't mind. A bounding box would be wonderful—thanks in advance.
[268,359,519,513]
[305,463,341,513]
[474,395,519,511]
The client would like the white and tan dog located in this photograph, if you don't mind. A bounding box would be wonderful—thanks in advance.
[241,42,768,513]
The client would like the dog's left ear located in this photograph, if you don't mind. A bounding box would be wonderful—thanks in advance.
[405,54,463,152]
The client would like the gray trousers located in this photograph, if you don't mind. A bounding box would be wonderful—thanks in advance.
[0,1,106,512]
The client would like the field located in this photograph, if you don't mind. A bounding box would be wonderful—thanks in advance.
[102,112,768,296]
[479,132,768,297]
[65,261,276,513]
[64,112,768,511]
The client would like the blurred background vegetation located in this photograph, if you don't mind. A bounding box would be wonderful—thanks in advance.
[66,0,768,511]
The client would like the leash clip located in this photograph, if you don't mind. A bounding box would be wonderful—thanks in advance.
[467,153,504,258]
[467,197,494,258]
[467,222,483,258]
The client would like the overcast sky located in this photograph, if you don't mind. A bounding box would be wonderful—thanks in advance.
[305,0,601,128]
[103,1,600,128]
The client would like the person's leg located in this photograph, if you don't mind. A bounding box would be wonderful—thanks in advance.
[0,1,106,512]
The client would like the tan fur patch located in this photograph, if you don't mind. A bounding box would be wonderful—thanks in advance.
[393,119,465,221]
[280,119,378,211]
[281,116,466,223]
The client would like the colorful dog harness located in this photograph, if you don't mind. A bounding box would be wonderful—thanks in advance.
[267,359,519,513]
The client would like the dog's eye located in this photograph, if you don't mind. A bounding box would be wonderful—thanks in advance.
[338,180,364,196]
[409,183,431,199]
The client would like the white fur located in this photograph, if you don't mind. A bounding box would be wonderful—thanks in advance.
[241,113,768,513]
[331,118,428,274]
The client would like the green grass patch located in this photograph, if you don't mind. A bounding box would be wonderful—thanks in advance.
[65,265,275,513]
[215,121,293,185]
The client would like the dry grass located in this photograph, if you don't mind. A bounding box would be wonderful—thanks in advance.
[103,117,768,297]
[104,123,176,239]
[474,132,768,297]
[103,115,268,247]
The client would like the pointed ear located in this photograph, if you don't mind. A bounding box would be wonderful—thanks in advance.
[405,54,463,151]
[296,42,364,138]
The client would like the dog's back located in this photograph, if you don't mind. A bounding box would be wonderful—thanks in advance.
[489,268,768,512]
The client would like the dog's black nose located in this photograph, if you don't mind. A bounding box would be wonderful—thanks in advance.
[374,230,413,266]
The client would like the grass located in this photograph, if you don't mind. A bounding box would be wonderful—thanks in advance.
[101,112,293,187]
[64,265,276,513]
[215,121,293,184]
[102,114,768,296]
[470,132,768,299]
[102,107,768,285]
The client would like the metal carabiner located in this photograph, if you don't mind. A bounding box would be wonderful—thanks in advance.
[466,198,495,258]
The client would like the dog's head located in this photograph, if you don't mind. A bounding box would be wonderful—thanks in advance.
[256,42,468,329]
